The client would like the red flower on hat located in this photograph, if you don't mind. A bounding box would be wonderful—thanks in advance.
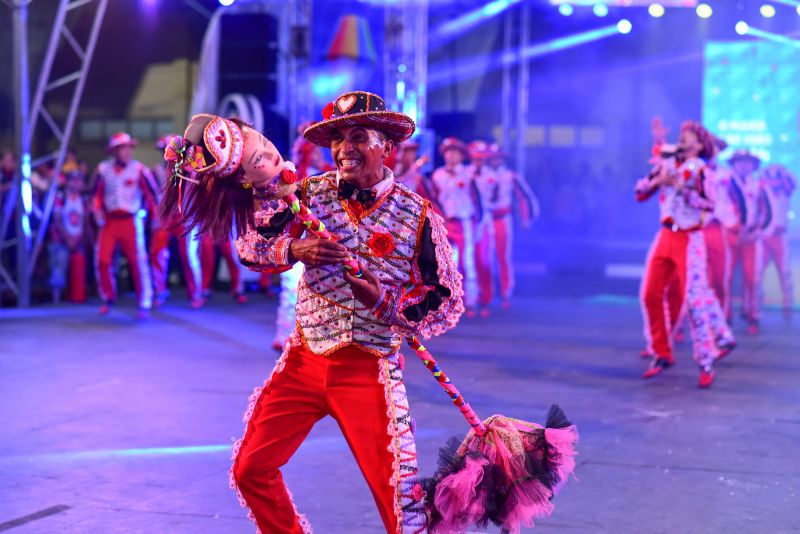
[322,102,335,120]
[367,232,395,257]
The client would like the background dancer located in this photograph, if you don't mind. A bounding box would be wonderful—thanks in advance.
[92,132,157,319]
[758,163,796,320]
[635,121,734,387]
[432,136,482,316]
[149,135,203,308]
[727,150,766,334]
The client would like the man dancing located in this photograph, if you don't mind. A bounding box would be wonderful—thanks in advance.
[431,136,482,315]
[758,163,796,320]
[160,92,463,532]
[636,121,734,388]
[92,132,157,319]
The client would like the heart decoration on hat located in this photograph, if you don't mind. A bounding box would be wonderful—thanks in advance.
[337,94,357,113]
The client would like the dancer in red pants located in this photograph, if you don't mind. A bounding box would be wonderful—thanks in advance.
[150,136,203,308]
[636,121,734,387]
[200,234,247,304]
[92,132,157,319]
[727,150,767,334]
[479,142,539,310]
[432,136,482,315]
[160,93,463,532]
[758,163,796,320]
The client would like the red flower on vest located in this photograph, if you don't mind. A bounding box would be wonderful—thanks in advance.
[367,232,395,257]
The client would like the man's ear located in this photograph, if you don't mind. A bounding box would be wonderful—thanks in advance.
[383,139,395,157]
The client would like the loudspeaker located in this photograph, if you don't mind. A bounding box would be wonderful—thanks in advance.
[219,13,279,105]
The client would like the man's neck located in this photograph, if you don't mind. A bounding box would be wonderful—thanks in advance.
[346,167,385,189]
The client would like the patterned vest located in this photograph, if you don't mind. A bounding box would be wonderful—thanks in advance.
[432,164,477,220]
[98,160,145,214]
[657,157,710,229]
[295,172,428,357]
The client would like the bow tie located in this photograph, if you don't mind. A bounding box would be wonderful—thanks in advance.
[338,180,377,207]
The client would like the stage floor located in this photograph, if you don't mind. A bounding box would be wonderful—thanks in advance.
[1,291,798,533]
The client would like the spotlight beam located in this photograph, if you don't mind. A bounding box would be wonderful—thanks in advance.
[429,22,628,87]
[744,25,800,49]
[431,0,522,47]
[771,0,800,6]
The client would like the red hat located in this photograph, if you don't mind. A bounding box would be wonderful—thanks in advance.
[439,137,469,157]
[488,142,507,158]
[400,139,420,151]
[468,140,491,160]
[107,132,138,152]
[303,91,415,148]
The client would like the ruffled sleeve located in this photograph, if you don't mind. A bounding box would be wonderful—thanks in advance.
[371,207,464,339]
[235,197,300,271]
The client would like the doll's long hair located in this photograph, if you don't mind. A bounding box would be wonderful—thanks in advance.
[159,117,255,242]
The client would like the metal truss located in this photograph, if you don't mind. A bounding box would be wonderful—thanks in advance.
[1,0,108,306]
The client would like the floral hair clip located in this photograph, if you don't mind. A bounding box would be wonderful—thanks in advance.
[163,135,205,186]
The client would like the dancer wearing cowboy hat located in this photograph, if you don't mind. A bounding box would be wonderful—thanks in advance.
[149,135,204,309]
[92,132,158,319]
[159,91,463,533]
[758,163,796,320]
[431,136,482,316]
[635,121,734,388]
[727,149,768,333]
[479,142,539,310]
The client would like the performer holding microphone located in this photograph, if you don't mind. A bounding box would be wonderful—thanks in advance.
[635,121,734,388]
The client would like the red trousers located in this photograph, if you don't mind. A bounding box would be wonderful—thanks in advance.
[475,214,515,305]
[703,221,730,313]
[446,217,479,308]
[231,344,401,533]
[95,214,153,309]
[728,231,761,323]
[150,225,201,301]
[68,250,87,303]
[641,228,732,366]
[200,236,243,294]
[762,232,794,309]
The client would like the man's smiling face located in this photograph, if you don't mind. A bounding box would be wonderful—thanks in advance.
[330,126,391,183]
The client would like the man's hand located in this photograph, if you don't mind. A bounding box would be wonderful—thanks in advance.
[343,262,383,309]
[289,238,350,266]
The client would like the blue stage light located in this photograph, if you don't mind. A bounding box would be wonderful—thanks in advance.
[432,0,522,44]
[559,4,574,16]
[311,73,352,99]
[219,0,235,6]
[760,4,776,18]
[430,21,628,87]
[735,21,749,35]
[745,25,800,48]
[593,3,609,17]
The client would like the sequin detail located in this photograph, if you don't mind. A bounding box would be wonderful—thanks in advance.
[378,353,428,533]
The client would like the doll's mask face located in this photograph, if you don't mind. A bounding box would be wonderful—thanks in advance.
[240,128,285,187]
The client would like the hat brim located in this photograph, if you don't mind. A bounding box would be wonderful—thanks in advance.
[107,139,138,152]
[728,154,760,167]
[303,111,415,148]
